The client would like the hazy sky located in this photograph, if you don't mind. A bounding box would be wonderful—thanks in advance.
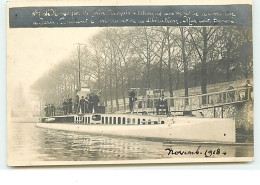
[7,27,101,94]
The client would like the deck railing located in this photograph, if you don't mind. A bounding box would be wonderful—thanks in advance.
[106,87,252,114]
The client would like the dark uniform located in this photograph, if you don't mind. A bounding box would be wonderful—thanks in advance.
[92,94,100,113]
[68,98,73,114]
[129,90,136,112]
[245,80,253,100]
[47,104,51,117]
[51,104,55,116]
[63,100,68,115]
[156,95,168,115]
[80,96,86,114]
[88,93,94,113]
[147,95,152,108]
[74,95,79,114]
[44,104,48,117]
[84,97,89,113]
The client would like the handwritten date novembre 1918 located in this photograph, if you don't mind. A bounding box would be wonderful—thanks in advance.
[165,146,227,157]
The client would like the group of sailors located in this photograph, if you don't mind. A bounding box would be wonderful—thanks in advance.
[62,98,73,115]
[44,92,101,117]
[44,104,56,117]
[128,89,168,115]
[63,93,100,115]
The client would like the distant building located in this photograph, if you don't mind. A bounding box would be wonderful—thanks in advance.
[10,84,31,117]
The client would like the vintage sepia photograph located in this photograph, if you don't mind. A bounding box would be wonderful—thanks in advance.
[7,0,253,166]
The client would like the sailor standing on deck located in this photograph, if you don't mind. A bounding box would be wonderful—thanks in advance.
[88,93,94,113]
[245,80,253,100]
[44,104,48,117]
[80,96,86,114]
[49,104,53,116]
[68,98,73,114]
[47,104,51,117]
[156,94,168,115]
[84,97,89,113]
[51,104,56,116]
[63,100,68,115]
[74,95,79,114]
[129,90,136,113]
[92,93,100,113]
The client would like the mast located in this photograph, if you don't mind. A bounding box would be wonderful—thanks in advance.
[75,43,87,91]
[78,44,81,91]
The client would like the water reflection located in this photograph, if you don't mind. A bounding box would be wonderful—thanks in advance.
[8,122,253,163]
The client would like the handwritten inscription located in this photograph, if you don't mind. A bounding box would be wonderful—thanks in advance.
[30,8,237,26]
[165,146,227,157]
[9,5,252,28]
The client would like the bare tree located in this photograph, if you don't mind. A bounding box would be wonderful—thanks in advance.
[189,27,226,104]
[130,27,159,89]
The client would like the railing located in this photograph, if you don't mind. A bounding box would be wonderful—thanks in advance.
[53,87,252,115]
[105,87,252,113]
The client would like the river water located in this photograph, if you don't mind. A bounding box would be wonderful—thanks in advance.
[7,121,254,165]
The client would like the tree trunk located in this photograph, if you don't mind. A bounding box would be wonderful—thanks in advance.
[97,60,101,90]
[109,55,113,111]
[201,27,208,104]
[166,27,174,98]
[114,55,119,111]
[159,57,163,90]
[120,60,126,110]
[176,70,180,90]
[146,62,151,89]
[121,81,126,110]
[104,76,107,107]
[225,35,232,81]
[181,28,189,105]
[104,68,108,107]
[159,37,165,90]
[194,64,197,87]
[144,28,151,89]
